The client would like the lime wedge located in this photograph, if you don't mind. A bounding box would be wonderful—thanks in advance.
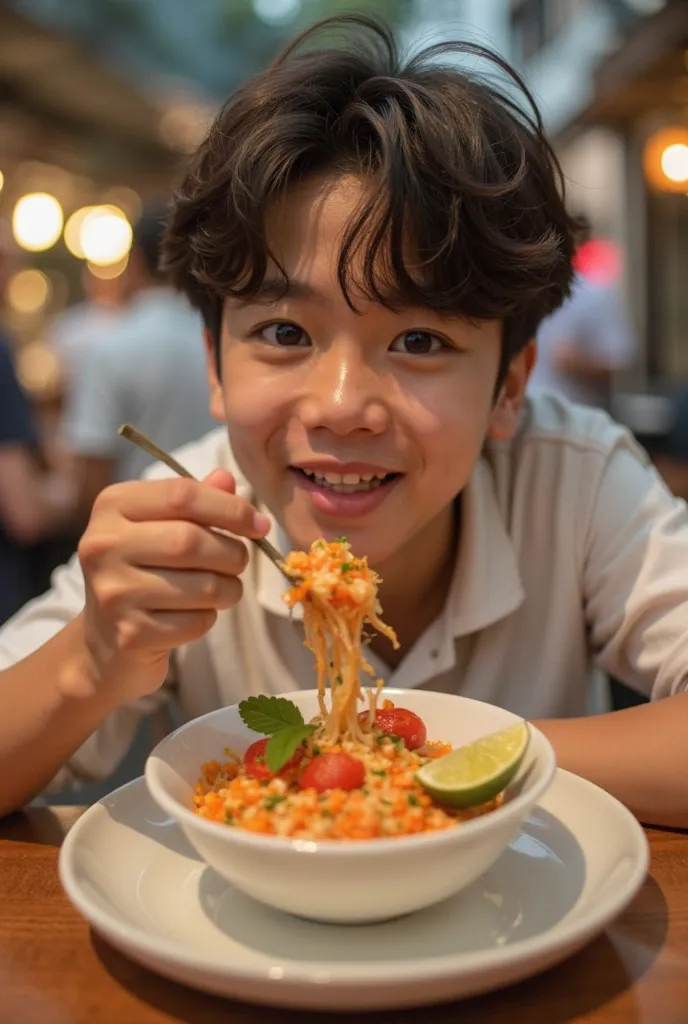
[416,722,530,808]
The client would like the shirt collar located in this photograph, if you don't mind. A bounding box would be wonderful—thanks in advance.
[255,455,524,637]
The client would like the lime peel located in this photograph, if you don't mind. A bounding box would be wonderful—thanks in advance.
[416,722,530,808]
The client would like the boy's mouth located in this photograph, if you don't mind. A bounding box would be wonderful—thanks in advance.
[292,468,400,494]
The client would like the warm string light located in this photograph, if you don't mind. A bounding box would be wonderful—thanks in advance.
[12,193,63,252]
[63,204,133,264]
[6,269,52,315]
[643,127,688,193]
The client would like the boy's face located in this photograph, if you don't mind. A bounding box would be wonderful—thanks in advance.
[206,175,532,567]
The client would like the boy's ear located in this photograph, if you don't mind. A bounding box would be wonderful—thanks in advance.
[487,340,536,441]
[204,329,225,422]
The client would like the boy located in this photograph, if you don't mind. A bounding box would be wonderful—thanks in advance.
[0,16,686,826]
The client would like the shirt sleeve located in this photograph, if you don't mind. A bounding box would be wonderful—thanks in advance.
[0,338,37,449]
[0,552,171,791]
[63,337,125,457]
[584,438,688,699]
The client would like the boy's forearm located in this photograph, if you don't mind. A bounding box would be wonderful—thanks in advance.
[534,692,688,829]
[0,615,120,817]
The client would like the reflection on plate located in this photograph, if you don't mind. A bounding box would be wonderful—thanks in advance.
[59,770,648,1012]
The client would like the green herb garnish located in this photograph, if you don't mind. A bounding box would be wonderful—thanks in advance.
[239,695,305,733]
[341,562,351,573]
[239,695,316,773]
[408,793,419,806]
[224,812,233,825]
[335,535,348,543]
[264,795,287,810]
[371,769,387,777]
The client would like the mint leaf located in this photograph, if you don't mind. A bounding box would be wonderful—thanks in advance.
[239,695,304,735]
[265,725,315,773]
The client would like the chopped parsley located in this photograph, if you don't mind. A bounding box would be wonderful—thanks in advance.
[264,795,287,810]
[224,812,234,825]
[408,794,420,807]
[371,769,387,777]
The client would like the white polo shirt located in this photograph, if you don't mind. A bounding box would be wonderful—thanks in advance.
[1,392,687,791]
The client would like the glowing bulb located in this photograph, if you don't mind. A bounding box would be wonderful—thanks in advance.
[6,269,52,315]
[79,205,133,266]
[64,206,95,258]
[12,193,64,252]
[660,143,688,184]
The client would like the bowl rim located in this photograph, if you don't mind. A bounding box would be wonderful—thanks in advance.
[144,689,557,856]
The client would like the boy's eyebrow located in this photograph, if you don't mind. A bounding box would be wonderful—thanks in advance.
[237,277,319,305]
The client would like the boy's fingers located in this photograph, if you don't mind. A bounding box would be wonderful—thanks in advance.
[113,608,219,653]
[96,478,271,537]
[125,568,243,611]
[81,520,251,575]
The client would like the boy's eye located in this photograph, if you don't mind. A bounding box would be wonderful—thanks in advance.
[389,330,447,356]
[258,322,310,347]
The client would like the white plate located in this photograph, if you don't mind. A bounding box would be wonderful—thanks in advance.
[59,770,648,1012]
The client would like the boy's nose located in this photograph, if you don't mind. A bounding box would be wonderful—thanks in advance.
[298,349,389,436]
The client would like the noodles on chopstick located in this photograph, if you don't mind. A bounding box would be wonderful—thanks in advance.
[281,538,399,746]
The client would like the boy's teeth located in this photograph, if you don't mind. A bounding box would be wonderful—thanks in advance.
[300,469,391,493]
[318,471,386,485]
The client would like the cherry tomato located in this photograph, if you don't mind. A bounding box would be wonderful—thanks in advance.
[358,707,427,750]
[242,738,304,781]
[299,752,365,793]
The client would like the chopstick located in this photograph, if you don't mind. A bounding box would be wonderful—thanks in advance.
[117,424,292,581]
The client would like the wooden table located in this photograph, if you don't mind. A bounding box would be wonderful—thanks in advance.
[1,808,687,1024]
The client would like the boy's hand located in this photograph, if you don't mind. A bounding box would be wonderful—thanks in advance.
[76,470,270,702]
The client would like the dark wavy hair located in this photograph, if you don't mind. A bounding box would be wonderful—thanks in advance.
[162,15,583,386]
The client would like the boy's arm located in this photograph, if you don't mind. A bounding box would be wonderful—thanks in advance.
[552,437,688,828]
[0,552,170,816]
[0,614,126,816]
[0,471,270,818]
[534,693,688,828]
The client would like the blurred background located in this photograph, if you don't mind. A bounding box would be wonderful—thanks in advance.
[1,0,687,794]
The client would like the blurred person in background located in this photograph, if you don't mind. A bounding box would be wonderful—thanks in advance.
[0,329,77,624]
[50,265,128,407]
[63,203,215,516]
[528,238,637,410]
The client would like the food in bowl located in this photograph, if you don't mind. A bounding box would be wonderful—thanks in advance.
[145,688,555,923]
[193,697,512,839]
[192,538,529,841]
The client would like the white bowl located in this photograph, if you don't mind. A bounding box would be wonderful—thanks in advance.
[145,689,556,924]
